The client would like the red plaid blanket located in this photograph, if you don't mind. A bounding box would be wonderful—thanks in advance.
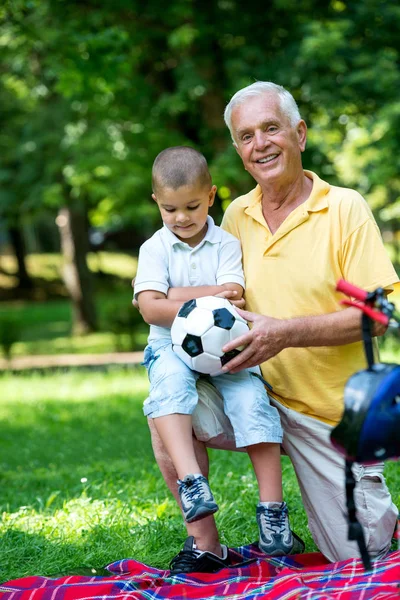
[0,545,399,599]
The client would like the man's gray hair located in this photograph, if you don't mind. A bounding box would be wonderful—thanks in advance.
[224,81,302,141]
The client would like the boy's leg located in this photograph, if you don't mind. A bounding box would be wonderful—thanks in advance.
[210,370,284,500]
[153,413,218,523]
[148,416,222,555]
[211,370,304,556]
[247,443,282,502]
[248,442,304,556]
[153,413,202,479]
[145,345,217,523]
[275,400,398,562]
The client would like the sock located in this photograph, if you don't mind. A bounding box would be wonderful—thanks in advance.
[258,501,286,509]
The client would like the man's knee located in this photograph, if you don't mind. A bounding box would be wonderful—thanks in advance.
[148,417,170,461]
[357,470,398,557]
[316,469,398,562]
[193,378,239,450]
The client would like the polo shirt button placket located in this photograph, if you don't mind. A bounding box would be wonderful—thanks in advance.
[189,260,198,285]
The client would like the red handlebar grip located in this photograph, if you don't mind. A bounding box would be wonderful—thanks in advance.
[336,279,368,301]
[341,300,389,325]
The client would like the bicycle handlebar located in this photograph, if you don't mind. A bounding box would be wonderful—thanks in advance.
[336,279,400,325]
[336,279,368,302]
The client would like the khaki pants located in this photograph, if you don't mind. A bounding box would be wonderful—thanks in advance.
[194,378,398,563]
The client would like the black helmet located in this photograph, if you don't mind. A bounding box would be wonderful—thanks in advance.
[331,363,400,464]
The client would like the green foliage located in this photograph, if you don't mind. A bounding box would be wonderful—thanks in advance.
[2,0,400,332]
[2,0,399,238]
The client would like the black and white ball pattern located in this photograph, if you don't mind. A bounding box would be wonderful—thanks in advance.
[171,296,249,376]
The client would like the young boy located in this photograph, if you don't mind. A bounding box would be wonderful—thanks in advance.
[134,146,300,557]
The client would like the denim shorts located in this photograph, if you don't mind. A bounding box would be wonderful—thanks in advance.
[142,339,283,447]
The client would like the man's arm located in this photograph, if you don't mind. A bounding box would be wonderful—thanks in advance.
[221,306,387,373]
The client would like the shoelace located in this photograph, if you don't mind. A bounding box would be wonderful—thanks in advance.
[179,476,208,502]
[259,507,288,535]
[169,548,202,573]
[169,548,256,574]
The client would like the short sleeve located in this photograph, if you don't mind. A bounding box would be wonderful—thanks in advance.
[215,236,245,288]
[134,240,169,299]
[341,218,398,293]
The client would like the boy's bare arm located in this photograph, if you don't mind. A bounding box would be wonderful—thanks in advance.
[137,290,188,327]
[167,283,243,302]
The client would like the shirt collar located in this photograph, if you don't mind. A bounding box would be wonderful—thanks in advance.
[303,170,330,212]
[244,170,330,219]
[163,215,221,248]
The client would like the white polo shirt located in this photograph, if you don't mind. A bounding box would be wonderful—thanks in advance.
[134,216,245,344]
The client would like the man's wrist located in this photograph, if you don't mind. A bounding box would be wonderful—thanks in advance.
[277,317,306,349]
[277,317,294,350]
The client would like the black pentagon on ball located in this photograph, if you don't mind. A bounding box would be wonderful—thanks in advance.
[220,349,241,366]
[182,334,204,357]
[212,307,235,330]
[178,298,197,318]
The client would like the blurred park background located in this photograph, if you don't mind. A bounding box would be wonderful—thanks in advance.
[1,0,400,582]
[1,0,400,360]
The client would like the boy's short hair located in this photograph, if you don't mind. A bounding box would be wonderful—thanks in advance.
[152,146,212,194]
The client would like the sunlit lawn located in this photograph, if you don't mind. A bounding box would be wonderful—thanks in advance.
[0,252,138,289]
[0,368,309,583]
[0,252,399,584]
[1,251,400,361]
[0,294,148,358]
[0,368,399,585]
[0,252,148,358]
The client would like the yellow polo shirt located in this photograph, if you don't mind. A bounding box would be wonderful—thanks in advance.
[221,170,399,425]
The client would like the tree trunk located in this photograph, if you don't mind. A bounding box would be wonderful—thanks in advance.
[57,205,97,335]
[8,224,34,290]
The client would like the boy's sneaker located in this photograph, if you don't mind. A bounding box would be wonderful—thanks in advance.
[177,474,219,523]
[257,501,305,556]
[169,536,230,575]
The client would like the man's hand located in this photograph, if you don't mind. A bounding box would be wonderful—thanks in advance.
[221,309,287,373]
[220,304,384,373]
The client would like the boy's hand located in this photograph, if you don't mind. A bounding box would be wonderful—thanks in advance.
[230,297,246,309]
[215,289,245,309]
[131,278,140,311]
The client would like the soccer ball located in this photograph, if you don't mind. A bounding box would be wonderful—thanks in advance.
[171,296,249,376]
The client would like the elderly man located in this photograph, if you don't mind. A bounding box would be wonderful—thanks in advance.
[147,81,398,574]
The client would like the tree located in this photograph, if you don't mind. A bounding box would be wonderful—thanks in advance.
[1,0,400,334]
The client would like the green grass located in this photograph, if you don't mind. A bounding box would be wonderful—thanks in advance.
[0,291,147,358]
[0,368,399,585]
[2,251,400,361]
[0,251,147,358]
[0,368,308,582]
[0,252,137,289]
[0,252,399,582]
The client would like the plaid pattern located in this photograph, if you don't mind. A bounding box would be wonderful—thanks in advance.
[0,544,399,599]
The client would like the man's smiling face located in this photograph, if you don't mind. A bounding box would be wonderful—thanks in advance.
[231,93,307,189]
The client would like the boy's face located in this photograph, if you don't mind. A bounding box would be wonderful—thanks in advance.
[153,183,216,247]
